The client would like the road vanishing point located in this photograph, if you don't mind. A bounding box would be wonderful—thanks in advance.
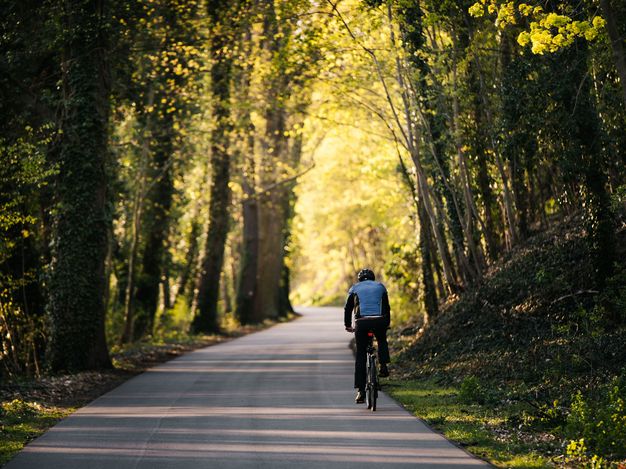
[6,307,489,468]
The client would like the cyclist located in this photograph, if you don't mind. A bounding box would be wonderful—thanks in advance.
[344,268,391,404]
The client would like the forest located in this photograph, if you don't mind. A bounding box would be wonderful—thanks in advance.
[1,0,626,465]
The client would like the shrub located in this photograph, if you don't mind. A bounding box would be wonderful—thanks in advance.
[459,376,483,404]
[565,374,626,462]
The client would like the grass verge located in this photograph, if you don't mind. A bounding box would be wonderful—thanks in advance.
[385,377,557,468]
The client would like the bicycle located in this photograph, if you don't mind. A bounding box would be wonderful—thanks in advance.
[365,331,378,411]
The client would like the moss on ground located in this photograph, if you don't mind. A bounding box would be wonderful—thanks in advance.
[0,399,73,465]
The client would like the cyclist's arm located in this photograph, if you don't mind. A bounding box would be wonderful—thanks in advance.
[382,291,391,328]
[344,292,355,328]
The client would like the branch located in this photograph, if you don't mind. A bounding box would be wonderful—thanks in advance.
[251,163,317,200]
[551,290,599,305]
[325,0,410,148]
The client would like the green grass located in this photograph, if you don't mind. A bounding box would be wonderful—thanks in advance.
[385,378,556,468]
[0,399,73,465]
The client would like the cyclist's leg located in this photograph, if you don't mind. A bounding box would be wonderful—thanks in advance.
[373,318,390,365]
[354,319,368,391]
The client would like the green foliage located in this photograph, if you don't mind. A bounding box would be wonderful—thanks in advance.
[565,439,608,468]
[1,399,40,417]
[611,185,626,223]
[385,243,422,321]
[0,128,55,261]
[566,375,626,462]
[153,296,194,339]
[0,127,56,377]
[459,376,483,404]
[513,398,566,432]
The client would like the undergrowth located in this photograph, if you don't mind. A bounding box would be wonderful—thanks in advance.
[389,216,626,467]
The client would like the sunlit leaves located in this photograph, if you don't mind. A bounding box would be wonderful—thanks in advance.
[469,1,606,54]
[291,0,415,308]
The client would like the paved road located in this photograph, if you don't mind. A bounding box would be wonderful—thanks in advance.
[6,307,488,468]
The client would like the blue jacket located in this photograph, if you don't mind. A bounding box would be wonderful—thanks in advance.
[344,280,390,328]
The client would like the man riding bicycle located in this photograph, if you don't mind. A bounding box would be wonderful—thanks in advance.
[344,268,391,404]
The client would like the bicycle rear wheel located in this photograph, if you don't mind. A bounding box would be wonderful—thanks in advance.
[368,358,377,412]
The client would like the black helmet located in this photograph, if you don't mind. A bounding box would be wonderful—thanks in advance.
[357,268,375,282]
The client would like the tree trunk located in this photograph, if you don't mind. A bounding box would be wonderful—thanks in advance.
[396,149,438,320]
[468,32,518,249]
[133,109,174,340]
[500,32,531,240]
[418,196,438,322]
[413,159,459,293]
[121,106,151,344]
[47,0,111,371]
[277,132,304,318]
[567,41,615,289]
[233,23,262,325]
[235,186,260,324]
[192,3,233,333]
[396,0,474,285]
[176,218,201,303]
[253,0,290,320]
[255,136,287,320]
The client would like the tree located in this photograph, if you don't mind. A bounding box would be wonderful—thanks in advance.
[47,0,113,371]
[119,0,204,342]
[191,0,237,333]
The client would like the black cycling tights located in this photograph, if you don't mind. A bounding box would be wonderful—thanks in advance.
[354,316,390,390]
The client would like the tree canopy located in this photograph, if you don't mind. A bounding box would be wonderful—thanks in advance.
[1,0,624,385]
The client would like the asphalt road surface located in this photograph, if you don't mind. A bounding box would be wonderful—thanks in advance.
[6,307,489,468]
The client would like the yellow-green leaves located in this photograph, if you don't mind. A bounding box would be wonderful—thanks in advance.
[469,1,606,55]
[521,11,606,54]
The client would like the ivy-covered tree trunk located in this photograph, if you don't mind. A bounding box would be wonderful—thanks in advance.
[192,0,233,333]
[396,1,482,284]
[47,0,112,371]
